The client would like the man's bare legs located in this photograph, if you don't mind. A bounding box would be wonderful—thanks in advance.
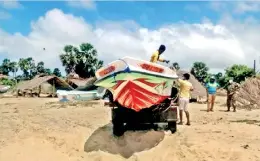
[185,111,190,125]
[178,110,190,125]
[226,95,231,112]
[207,95,211,112]
[178,109,183,125]
[232,98,236,112]
[210,95,216,111]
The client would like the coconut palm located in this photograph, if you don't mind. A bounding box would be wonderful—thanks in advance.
[60,43,103,78]
[9,61,18,78]
[0,59,11,75]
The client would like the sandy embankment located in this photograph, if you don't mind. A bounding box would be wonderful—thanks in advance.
[0,96,260,161]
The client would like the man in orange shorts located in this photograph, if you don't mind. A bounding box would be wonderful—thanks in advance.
[178,73,193,125]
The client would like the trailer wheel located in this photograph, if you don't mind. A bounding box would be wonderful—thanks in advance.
[112,122,125,136]
[112,109,125,136]
[168,121,177,133]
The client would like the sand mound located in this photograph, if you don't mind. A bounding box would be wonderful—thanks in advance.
[217,88,227,96]
[234,77,260,110]
[177,70,207,99]
[84,123,165,158]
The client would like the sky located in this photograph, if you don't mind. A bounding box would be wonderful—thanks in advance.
[1,0,260,75]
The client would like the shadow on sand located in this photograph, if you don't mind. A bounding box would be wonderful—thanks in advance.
[84,123,165,158]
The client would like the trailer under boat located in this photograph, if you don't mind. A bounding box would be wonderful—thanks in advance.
[94,57,179,136]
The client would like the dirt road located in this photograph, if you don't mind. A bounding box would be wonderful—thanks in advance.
[0,96,260,161]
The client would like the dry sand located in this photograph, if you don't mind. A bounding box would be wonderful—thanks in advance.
[0,96,260,161]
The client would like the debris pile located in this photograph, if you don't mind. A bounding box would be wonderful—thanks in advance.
[217,88,227,96]
[234,77,260,110]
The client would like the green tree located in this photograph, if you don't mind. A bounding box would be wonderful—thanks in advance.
[190,62,209,83]
[18,57,37,79]
[53,68,62,77]
[0,78,15,86]
[222,65,254,85]
[44,68,52,75]
[60,43,103,78]
[0,59,11,75]
[9,61,18,78]
[171,62,180,70]
[59,45,77,74]
[36,61,45,74]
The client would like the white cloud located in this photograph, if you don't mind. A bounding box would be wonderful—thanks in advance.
[210,1,260,14]
[67,0,95,9]
[233,2,260,14]
[0,10,11,19]
[0,0,22,9]
[0,9,260,74]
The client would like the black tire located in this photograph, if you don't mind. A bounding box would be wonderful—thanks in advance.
[168,121,177,133]
[112,122,125,136]
[112,109,125,136]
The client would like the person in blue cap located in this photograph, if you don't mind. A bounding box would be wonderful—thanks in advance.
[205,76,219,112]
[150,45,170,64]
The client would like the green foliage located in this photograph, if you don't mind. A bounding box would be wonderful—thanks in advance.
[36,61,45,73]
[0,59,18,78]
[44,68,52,75]
[0,59,11,75]
[190,62,209,83]
[60,43,103,78]
[18,57,36,79]
[53,68,62,77]
[0,78,16,86]
[225,64,254,82]
[171,62,180,70]
[204,72,223,83]
[218,65,254,89]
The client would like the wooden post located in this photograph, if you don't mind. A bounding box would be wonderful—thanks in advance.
[38,85,41,97]
[52,79,55,97]
[254,59,256,75]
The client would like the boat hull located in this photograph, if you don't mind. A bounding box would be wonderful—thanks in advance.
[94,57,178,112]
[56,90,98,102]
[0,85,10,93]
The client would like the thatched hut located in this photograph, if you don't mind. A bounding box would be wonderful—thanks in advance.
[0,74,8,79]
[66,78,90,89]
[16,75,73,97]
[177,70,207,100]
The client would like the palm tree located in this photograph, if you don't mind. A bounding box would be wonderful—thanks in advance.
[18,58,30,79]
[36,61,45,74]
[60,43,103,78]
[60,45,77,74]
[9,61,18,78]
[53,68,62,77]
[190,62,209,83]
[0,59,11,75]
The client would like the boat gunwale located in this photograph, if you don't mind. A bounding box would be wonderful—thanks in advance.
[94,70,178,85]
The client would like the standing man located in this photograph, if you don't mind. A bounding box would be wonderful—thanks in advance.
[150,44,170,64]
[205,77,219,112]
[226,80,240,112]
[178,73,193,126]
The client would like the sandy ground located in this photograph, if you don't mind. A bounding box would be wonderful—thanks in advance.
[0,96,260,161]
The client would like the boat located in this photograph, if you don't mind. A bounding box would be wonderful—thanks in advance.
[0,85,11,93]
[94,56,178,112]
[56,87,106,102]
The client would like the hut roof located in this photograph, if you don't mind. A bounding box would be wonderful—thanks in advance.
[67,78,90,87]
[16,75,73,91]
[177,70,207,98]
[0,74,8,79]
